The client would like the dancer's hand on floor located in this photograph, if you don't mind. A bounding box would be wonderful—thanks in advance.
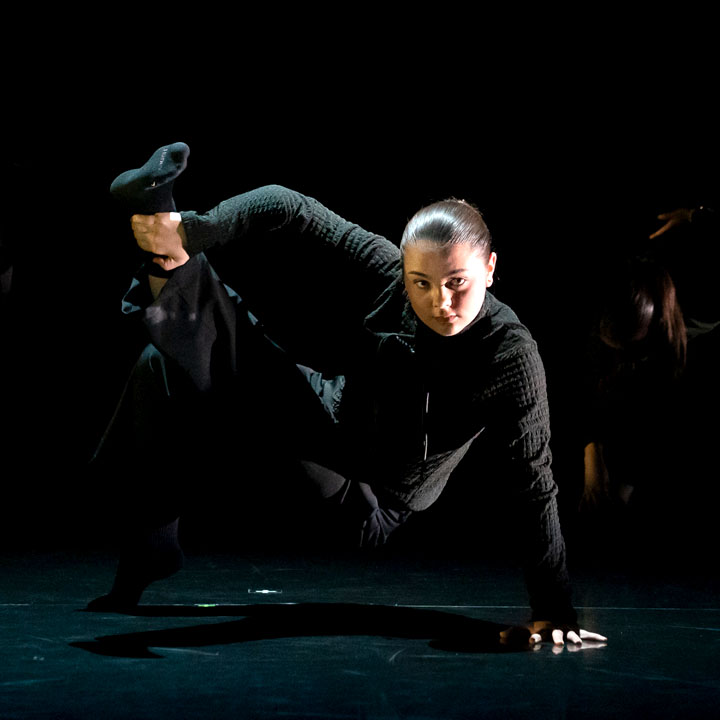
[525,621,607,647]
[499,621,607,650]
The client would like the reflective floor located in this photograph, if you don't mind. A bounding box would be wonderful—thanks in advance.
[2,542,719,719]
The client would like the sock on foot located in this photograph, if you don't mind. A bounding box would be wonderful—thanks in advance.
[110,141,190,216]
[110,142,190,279]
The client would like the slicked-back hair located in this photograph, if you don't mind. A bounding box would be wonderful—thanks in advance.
[400,199,492,260]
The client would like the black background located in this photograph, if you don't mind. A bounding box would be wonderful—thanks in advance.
[2,17,718,558]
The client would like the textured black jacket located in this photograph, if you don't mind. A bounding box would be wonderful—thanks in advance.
[173,185,575,622]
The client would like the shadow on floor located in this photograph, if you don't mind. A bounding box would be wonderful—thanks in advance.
[71,602,533,659]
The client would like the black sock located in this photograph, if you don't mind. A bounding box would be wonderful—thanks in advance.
[110,142,190,215]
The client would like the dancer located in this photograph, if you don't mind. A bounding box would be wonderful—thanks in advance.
[89,143,606,647]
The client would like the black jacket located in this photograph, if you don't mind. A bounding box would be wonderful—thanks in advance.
[170,185,575,622]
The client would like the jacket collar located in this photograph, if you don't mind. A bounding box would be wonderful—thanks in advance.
[363,276,417,339]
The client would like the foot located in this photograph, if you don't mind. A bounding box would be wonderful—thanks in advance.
[86,546,185,612]
[110,142,190,215]
[86,519,184,611]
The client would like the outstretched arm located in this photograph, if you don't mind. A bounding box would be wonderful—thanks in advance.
[491,345,607,646]
[129,185,402,312]
[179,185,401,303]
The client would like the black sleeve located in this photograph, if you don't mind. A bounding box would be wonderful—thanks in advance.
[180,184,401,317]
[489,345,577,625]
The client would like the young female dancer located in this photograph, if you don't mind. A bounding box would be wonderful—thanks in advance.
[89,144,606,646]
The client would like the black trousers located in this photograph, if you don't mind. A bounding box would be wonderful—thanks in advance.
[94,253,411,549]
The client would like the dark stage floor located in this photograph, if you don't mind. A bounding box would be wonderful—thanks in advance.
[2,543,719,719]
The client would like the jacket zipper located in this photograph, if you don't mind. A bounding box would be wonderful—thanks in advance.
[382,334,430,467]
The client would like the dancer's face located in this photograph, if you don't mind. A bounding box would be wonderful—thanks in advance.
[403,242,497,336]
